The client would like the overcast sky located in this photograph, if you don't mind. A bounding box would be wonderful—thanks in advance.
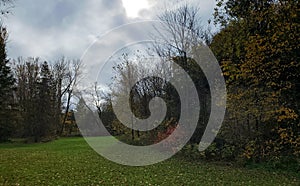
[4,0,216,61]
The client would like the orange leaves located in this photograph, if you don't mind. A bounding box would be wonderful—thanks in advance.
[155,123,186,153]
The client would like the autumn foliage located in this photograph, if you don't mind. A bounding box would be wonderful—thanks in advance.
[211,0,300,162]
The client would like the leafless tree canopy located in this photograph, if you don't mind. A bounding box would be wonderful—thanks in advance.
[154,4,205,60]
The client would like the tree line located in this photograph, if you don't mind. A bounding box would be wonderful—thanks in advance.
[0,0,298,167]
[0,32,81,142]
[97,0,299,166]
[209,0,299,162]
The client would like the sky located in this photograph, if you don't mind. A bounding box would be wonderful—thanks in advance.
[4,0,217,61]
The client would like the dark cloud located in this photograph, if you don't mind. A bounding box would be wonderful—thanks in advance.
[3,0,217,95]
[5,0,128,60]
[5,0,215,61]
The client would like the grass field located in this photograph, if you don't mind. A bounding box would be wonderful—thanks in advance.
[0,137,299,185]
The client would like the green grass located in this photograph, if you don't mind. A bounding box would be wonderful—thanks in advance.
[0,137,299,185]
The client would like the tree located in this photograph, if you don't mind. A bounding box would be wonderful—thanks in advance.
[0,26,15,142]
[13,57,83,140]
[154,4,211,143]
[211,0,300,160]
[34,61,57,141]
[52,57,67,135]
[110,53,143,140]
[105,5,211,144]
[240,1,300,158]
[154,4,205,60]
[14,58,63,142]
[60,59,82,136]
[102,51,175,142]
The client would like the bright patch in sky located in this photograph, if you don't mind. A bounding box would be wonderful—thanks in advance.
[122,0,150,18]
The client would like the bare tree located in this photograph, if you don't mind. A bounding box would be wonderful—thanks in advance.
[153,4,205,62]
[60,59,82,135]
[110,53,140,140]
[109,51,173,140]
[14,58,39,138]
[52,58,67,134]
[153,4,211,143]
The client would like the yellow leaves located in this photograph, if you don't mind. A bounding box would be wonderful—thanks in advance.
[211,0,300,161]
[266,127,300,157]
[276,107,298,122]
[242,141,256,160]
[279,128,288,141]
[293,137,300,156]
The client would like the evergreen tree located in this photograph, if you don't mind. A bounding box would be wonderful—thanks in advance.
[33,61,56,141]
[0,27,15,142]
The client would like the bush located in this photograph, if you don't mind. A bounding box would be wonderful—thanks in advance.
[178,144,205,160]
[0,116,15,142]
[177,141,237,161]
[245,156,300,177]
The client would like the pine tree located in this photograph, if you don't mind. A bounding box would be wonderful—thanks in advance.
[33,61,56,141]
[0,27,15,142]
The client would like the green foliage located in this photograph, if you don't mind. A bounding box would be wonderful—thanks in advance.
[203,142,236,161]
[204,143,219,160]
[177,141,237,162]
[0,118,13,142]
[179,143,205,160]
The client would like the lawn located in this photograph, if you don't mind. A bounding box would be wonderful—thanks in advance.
[0,137,299,185]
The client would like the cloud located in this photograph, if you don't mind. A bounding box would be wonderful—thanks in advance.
[5,0,217,93]
[5,0,216,61]
[141,0,215,20]
[5,0,128,60]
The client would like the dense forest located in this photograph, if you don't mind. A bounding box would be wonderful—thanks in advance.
[0,0,299,170]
